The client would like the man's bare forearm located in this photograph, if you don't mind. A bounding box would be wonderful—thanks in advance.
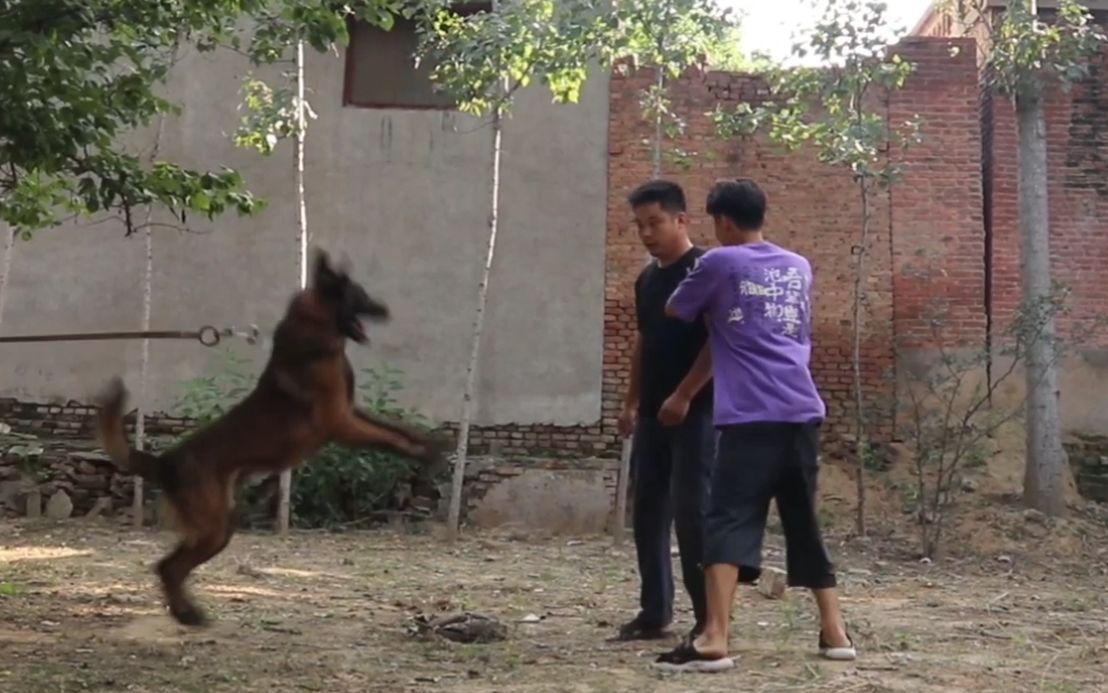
[674,343,712,400]
[624,333,643,409]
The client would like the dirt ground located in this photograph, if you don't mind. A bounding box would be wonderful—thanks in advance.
[3,480,1108,693]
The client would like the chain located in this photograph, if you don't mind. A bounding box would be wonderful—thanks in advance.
[0,324,262,348]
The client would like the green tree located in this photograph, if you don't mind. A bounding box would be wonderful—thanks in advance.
[415,0,735,538]
[0,0,414,238]
[0,0,269,236]
[980,0,1105,515]
[704,24,749,72]
[416,0,610,539]
[227,0,430,533]
[713,0,921,536]
[0,0,425,527]
[609,0,738,175]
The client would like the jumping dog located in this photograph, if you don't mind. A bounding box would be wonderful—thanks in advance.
[95,248,445,626]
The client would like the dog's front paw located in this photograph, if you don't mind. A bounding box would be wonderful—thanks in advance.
[420,436,450,473]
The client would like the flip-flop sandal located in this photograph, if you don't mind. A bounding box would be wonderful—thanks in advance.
[818,630,857,661]
[652,642,736,673]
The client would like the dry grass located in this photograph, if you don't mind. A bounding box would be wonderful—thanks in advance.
[2,490,1107,693]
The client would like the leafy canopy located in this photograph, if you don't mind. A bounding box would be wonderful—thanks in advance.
[712,0,919,186]
[0,0,754,237]
[0,0,414,237]
[415,0,738,117]
[0,1,260,236]
[987,0,1106,97]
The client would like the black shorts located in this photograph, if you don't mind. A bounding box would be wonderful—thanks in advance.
[702,421,836,590]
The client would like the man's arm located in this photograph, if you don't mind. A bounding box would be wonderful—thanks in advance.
[665,253,719,322]
[658,341,712,426]
[618,333,642,438]
[625,332,643,411]
[675,342,712,400]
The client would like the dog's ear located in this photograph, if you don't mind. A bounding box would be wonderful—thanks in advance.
[311,248,341,291]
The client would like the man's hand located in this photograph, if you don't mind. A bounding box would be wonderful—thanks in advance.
[618,404,637,439]
[658,392,691,427]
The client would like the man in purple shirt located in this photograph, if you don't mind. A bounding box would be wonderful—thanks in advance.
[653,178,855,672]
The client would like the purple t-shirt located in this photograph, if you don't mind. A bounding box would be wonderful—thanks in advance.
[666,242,827,427]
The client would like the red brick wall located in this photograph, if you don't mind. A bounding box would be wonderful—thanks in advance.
[889,37,988,350]
[605,37,985,441]
[917,7,1108,353]
[987,46,1108,343]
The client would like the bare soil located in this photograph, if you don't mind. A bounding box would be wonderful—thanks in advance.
[3,474,1107,693]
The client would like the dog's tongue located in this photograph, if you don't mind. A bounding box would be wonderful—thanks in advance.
[353,319,367,341]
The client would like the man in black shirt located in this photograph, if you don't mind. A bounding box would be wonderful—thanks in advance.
[615,179,715,642]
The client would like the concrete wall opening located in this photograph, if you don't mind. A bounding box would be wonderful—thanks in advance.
[343,3,492,110]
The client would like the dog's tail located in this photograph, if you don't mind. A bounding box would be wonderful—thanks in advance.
[94,376,162,481]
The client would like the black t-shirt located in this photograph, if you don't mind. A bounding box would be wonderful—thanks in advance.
[634,246,713,419]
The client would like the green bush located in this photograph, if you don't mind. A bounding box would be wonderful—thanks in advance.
[173,348,434,529]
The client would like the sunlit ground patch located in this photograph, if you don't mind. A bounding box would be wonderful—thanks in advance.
[0,546,94,563]
[254,566,349,581]
[205,584,288,599]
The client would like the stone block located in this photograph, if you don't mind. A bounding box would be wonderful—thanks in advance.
[757,566,787,600]
[85,497,112,518]
[45,490,73,520]
[470,469,613,535]
[25,489,41,518]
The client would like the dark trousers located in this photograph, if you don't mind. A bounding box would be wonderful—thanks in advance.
[704,422,837,589]
[630,410,715,628]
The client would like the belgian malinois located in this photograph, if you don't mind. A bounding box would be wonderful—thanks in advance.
[95,248,445,627]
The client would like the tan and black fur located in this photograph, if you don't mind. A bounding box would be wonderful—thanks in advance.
[95,248,445,627]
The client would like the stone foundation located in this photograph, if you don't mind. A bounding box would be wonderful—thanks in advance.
[459,456,623,534]
[1064,434,1108,504]
[0,397,621,459]
[1,430,629,533]
[0,434,138,520]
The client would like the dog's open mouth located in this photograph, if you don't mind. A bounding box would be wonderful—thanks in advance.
[349,318,368,343]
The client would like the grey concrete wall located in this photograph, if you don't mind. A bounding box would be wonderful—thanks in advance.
[991,351,1108,435]
[896,349,1108,437]
[0,42,610,427]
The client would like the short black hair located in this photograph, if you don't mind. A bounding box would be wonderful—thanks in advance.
[628,179,687,214]
[706,178,767,231]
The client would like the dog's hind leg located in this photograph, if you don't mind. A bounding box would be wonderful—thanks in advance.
[156,516,235,627]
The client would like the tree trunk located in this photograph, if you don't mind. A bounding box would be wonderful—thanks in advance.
[652,71,664,178]
[446,114,505,541]
[851,182,871,536]
[278,39,309,535]
[133,211,155,529]
[1016,89,1068,516]
[0,224,14,327]
[445,0,506,541]
[133,38,179,529]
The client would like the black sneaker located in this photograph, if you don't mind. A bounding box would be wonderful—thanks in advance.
[685,622,705,644]
[609,614,671,642]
